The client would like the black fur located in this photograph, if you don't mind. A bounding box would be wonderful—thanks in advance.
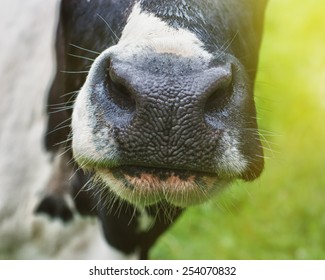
[35,195,73,222]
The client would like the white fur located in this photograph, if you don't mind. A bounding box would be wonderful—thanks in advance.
[118,3,212,59]
[72,84,104,163]
[72,53,121,167]
[219,131,248,175]
[137,208,155,232]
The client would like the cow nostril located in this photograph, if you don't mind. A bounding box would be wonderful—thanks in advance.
[204,78,233,115]
[106,68,136,112]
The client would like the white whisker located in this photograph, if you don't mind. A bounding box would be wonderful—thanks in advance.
[97,13,120,43]
[70,43,100,55]
[60,90,79,98]
[68,53,95,62]
[61,70,89,74]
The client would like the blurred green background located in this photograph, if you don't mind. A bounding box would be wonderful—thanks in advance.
[152,0,325,259]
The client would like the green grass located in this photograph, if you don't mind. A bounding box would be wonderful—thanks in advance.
[151,0,325,259]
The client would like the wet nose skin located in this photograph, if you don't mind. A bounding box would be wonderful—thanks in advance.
[88,53,240,172]
[113,68,231,170]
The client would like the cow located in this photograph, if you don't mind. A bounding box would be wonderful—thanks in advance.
[37,0,267,259]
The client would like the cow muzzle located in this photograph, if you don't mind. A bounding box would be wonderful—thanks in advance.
[72,49,264,207]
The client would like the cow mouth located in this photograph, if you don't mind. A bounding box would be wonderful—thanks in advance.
[95,165,231,207]
[113,165,218,181]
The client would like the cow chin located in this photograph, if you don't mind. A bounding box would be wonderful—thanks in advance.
[95,167,231,207]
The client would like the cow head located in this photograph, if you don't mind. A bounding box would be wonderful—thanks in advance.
[47,0,267,208]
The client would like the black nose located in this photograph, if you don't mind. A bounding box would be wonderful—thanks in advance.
[88,53,262,176]
[99,58,232,170]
